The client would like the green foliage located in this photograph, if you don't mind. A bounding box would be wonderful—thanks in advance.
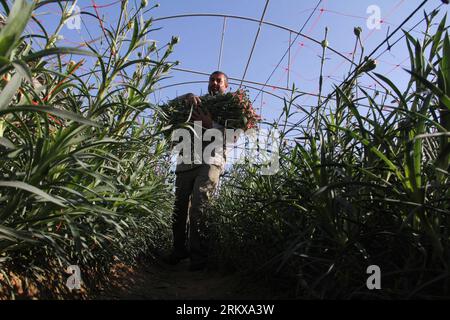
[0,1,176,298]
[209,13,450,299]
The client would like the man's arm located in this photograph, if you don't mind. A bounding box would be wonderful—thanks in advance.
[173,93,212,127]
[192,107,213,129]
[172,93,202,108]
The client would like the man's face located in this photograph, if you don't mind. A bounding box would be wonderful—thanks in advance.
[208,73,228,95]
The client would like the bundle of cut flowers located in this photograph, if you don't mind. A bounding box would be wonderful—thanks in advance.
[158,89,261,134]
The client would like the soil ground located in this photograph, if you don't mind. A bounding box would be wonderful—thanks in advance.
[96,258,281,300]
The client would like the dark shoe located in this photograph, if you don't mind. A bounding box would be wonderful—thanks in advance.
[188,261,207,272]
[163,250,189,265]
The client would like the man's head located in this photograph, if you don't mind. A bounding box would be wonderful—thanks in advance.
[208,71,229,95]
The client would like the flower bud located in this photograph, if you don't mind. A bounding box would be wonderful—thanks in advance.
[127,20,134,30]
[68,60,76,70]
[359,58,377,73]
[47,35,60,47]
[149,42,157,52]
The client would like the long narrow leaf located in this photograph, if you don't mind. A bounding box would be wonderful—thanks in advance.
[0,181,66,207]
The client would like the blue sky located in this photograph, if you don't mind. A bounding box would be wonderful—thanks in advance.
[148,0,447,122]
[23,0,449,135]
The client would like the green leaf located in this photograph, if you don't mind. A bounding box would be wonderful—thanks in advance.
[0,225,39,244]
[332,125,406,183]
[0,105,102,127]
[12,60,32,83]
[374,72,409,110]
[0,0,10,15]
[23,47,97,63]
[441,32,450,94]
[335,86,367,138]
[127,17,140,56]
[0,0,34,57]
[430,15,447,61]
[0,73,23,110]
[406,69,450,111]
[65,216,82,253]
[0,181,66,207]
[0,136,16,149]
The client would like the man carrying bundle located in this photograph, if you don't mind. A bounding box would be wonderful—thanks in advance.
[164,71,229,271]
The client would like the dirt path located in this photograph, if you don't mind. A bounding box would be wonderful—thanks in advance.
[96,258,275,300]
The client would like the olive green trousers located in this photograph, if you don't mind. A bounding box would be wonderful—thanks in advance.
[172,164,221,263]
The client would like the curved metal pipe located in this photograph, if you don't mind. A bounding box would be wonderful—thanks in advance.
[153,13,389,94]
[170,66,327,98]
[153,80,386,111]
[153,13,354,65]
[154,80,297,102]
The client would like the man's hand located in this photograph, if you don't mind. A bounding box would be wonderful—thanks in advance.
[184,93,202,108]
[192,107,213,129]
[184,93,212,128]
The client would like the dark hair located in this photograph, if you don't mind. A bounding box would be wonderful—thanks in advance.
[210,71,229,85]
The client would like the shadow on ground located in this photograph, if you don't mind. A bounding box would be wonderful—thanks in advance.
[96,258,280,300]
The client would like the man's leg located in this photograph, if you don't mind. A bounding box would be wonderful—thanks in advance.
[171,170,196,259]
[189,164,221,270]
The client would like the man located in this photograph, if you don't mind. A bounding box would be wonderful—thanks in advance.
[165,71,229,271]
